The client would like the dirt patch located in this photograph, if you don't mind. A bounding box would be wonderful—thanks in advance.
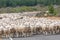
[33,16,60,20]
[44,17,60,20]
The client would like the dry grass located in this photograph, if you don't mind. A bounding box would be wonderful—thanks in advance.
[33,16,60,20]
[46,17,60,20]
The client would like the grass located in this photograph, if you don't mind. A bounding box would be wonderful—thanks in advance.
[0,6,48,13]
[0,6,60,17]
[0,6,38,13]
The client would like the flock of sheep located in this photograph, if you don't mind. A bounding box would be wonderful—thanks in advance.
[0,13,60,38]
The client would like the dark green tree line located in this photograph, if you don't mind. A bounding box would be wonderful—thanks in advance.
[0,0,60,7]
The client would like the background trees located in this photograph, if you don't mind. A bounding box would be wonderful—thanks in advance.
[0,0,60,7]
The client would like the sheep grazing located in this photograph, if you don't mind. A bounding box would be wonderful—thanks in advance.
[0,14,60,38]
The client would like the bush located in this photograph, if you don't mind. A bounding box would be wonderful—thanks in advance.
[48,5,54,13]
[48,5,57,16]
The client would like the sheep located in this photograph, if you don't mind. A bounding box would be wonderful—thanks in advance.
[30,24,37,35]
[35,26,42,34]
[48,23,59,35]
[0,26,4,38]
[14,26,32,37]
[3,28,10,38]
[10,28,16,38]
[22,26,32,37]
[39,24,48,35]
[0,30,4,37]
[42,27,51,35]
[52,24,60,34]
[0,29,3,40]
[1,15,60,38]
[14,24,30,37]
[15,26,24,37]
[2,25,13,38]
[46,21,60,35]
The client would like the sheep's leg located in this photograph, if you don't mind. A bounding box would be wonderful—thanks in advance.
[36,27,42,35]
[18,32,20,37]
[49,31,51,35]
[17,31,22,37]
[17,29,22,37]
[56,30,59,34]
[16,31,19,38]
[9,33,13,37]
[0,38,2,40]
[27,28,32,37]
[0,37,2,40]
[0,35,2,40]
[30,29,33,36]
[26,33,28,37]
[33,27,37,35]
[30,28,34,35]
[26,33,31,37]
[52,30,56,35]
[8,36,13,40]
[28,31,33,37]
[22,32,26,37]
[43,31,49,35]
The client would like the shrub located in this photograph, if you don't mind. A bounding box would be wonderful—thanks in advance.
[48,5,57,16]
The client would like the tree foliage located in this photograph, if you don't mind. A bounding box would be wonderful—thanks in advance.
[0,0,60,7]
[48,5,54,13]
[48,5,57,16]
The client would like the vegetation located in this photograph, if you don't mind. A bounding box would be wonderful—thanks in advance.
[35,5,58,17]
[48,5,57,16]
[0,0,59,17]
[48,5,55,14]
[0,6,37,13]
[0,0,60,7]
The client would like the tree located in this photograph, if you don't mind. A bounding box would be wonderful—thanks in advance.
[0,0,60,7]
[48,4,57,16]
